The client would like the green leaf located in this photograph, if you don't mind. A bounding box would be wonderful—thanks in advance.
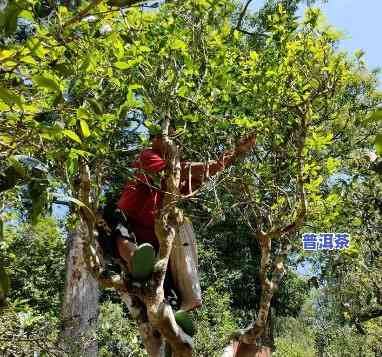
[111,33,125,58]
[33,76,61,93]
[114,58,142,70]
[26,38,48,58]
[63,129,82,144]
[19,10,34,21]
[368,109,382,122]
[0,49,16,61]
[170,38,187,51]
[178,86,187,97]
[20,56,37,65]
[249,51,259,61]
[0,87,23,109]
[53,63,71,77]
[182,114,199,123]
[77,108,90,120]
[8,156,27,177]
[354,49,365,59]
[80,119,91,138]
[233,117,257,128]
[87,98,103,115]
[375,134,382,155]
[70,149,94,157]
[114,61,131,70]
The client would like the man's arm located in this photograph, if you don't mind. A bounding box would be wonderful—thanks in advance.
[180,132,257,193]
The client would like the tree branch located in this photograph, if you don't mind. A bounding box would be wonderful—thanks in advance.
[136,115,193,355]
[269,111,308,238]
[62,0,144,29]
[62,0,104,28]
[235,0,253,31]
[358,306,382,322]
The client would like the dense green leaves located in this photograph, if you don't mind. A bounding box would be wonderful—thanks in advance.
[0,88,23,109]
[33,76,61,94]
[375,134,382,155]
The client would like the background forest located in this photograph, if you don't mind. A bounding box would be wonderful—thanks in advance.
[0,0,381,356]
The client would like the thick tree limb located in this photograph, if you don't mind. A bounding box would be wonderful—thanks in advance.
[235,0,253,31]
[269,114,308,238]
[236,232,273,345]
[62,0,104,28]
[358,306,382,322]
[148,303,193,356]
[62,0,144,29]
[234,113,308,346]
[142,115,193,355]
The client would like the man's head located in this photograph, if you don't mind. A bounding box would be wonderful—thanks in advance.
[149,126,176,151]
[150,133,163,151]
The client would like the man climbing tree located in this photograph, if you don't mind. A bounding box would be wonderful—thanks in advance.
[99,128,257,317]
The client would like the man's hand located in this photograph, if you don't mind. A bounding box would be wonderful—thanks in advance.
[235,131,257,154]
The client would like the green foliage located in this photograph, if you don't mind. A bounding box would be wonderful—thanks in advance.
[0,217,65,317]
[193,285,238,357]
[0,155,50,223]
[0,302,62,356]
[274,317,315,357]
[0,216,65,355]
[274,314,380,356]
[313,321,377,356]
[98,300,146,357]
[274,272,310,317]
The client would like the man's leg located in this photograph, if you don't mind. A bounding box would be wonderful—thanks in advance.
[116,235,137,272]
[114,223,156,281]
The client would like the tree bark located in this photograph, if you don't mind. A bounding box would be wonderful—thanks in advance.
[222,342,272,357]
[139,321,166,356]
[222,311,273,357]
[120,292,166,357]
[60,221,99,356]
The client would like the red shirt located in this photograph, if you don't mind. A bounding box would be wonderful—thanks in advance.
[117,149,166,227]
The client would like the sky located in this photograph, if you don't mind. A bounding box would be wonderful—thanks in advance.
[301,0,381,73]
[250,0,382,83]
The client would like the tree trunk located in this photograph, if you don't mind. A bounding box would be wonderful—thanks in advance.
[60,222,99,356]
[222,308,274,357]
[120,292,166,357]
[139,321,166,357]
[222,342,272,357]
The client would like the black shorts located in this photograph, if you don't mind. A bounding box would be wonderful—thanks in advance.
[111,209,138,257]
[96,209,137,259]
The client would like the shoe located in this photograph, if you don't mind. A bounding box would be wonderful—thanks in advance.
[131,243,156,281]
[164,309,195,357]
[175,310,195,337]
